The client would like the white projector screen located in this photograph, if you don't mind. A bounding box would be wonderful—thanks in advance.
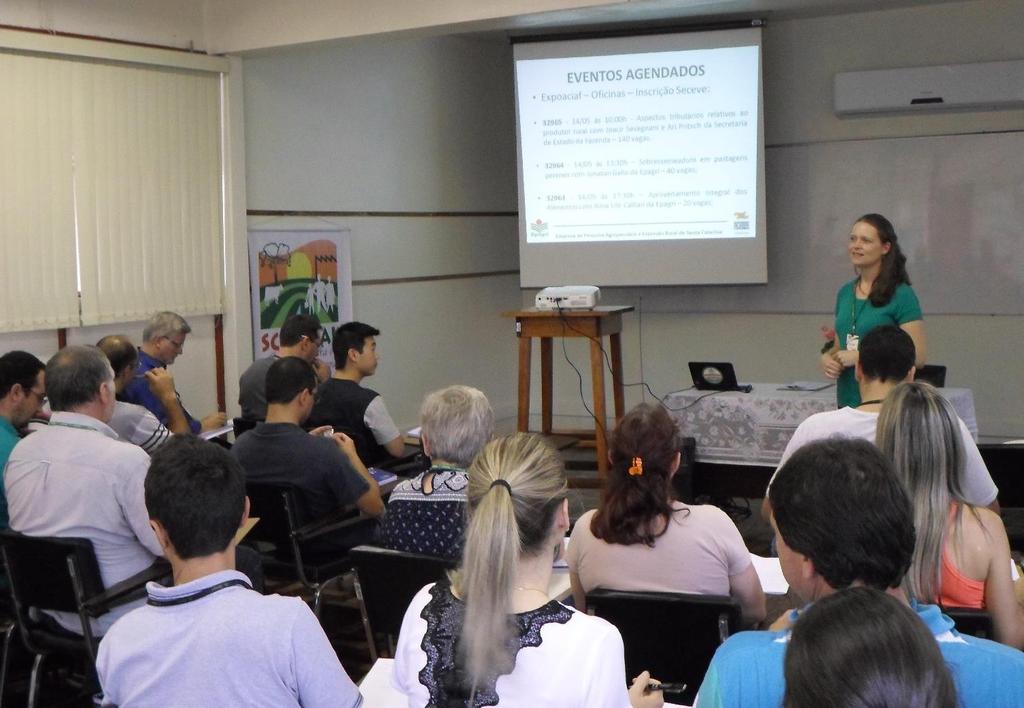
[514,27,767,287]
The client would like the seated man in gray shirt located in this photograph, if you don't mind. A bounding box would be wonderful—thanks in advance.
[97,435,363,707]
[233,357,384,554]
[5,345,163,635]
[238,314,329,422]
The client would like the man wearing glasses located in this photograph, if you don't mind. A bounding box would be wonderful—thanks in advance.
[0,350,45,529]
[238,314,330,422]
[122,311,226,434]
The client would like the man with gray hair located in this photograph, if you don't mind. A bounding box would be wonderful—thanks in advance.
[5,345,163,635]
[122,311,226,434]
[378,385,494,559]
[98,334,189,453]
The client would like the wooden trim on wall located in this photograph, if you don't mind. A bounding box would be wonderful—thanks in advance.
[353,269,519,287]
[248,209,517,218]
[57,328,67,350]
[214,314,226,412]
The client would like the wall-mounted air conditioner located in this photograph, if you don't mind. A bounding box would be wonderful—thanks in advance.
[834,59,1024,115]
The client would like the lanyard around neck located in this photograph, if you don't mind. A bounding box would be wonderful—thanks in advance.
[147,578,251,607]
[48,420,102,433]
[850,282,870,335]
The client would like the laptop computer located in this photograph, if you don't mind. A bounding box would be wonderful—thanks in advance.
[688,362,752,393]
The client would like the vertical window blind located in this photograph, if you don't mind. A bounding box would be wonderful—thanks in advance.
[0,34,227,332]
[0,51,79,330]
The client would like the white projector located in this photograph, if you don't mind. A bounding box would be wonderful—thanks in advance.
[535,286,601,310]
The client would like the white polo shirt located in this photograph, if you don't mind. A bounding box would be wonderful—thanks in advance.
[767,407,998,507]
[5,411,162,634]
[97,570,363,707]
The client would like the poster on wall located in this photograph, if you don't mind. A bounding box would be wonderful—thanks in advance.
[248,229,353,368]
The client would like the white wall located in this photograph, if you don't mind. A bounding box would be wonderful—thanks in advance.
[243,0,1023,437]
[531,0,1024,436]
[242,35,523,428]
[0,0,206,50]
[3,0,1019,436]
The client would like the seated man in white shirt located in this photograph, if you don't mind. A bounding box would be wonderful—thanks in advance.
[97,334,189,453]
[5,345,163,635]
[762,325,998,520]
[97,435,363,708]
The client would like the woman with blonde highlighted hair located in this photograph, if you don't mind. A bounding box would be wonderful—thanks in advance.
[393,433,664,707]
[566,404,765,627]
[877,382,1024,648]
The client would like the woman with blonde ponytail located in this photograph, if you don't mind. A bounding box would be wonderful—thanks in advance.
[393,433,664,707]
[877,382,1024,649]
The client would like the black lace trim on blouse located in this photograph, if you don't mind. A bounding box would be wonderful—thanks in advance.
[409,466,469,496]
[417,579,573,707]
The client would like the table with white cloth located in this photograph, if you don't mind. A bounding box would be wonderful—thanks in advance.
[663,384,979,467]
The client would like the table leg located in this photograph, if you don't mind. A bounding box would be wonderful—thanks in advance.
[541,338,553,434]
[610,332,625,421]
[517,335,531,432]
[590,337,608,477]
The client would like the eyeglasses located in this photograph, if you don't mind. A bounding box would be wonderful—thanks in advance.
[164,336,186,350]
[28,388,47,407]
[303,335,324,348]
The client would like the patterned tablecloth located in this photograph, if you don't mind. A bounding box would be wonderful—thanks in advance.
[663,384,978,467]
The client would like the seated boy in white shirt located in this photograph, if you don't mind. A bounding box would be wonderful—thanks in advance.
[96,435,363,708]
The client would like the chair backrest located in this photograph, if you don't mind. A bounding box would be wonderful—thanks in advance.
[232,417,260,438]
[244,481,302,548]
[915,364,947,387]
[0,531,104,622]
[586,588,742,705]
[942,605,995,640]
[978,443,1024,509]
[349,545,457,641]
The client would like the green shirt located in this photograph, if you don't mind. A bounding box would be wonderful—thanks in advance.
[833,280,922,408]
[0,417,20,529]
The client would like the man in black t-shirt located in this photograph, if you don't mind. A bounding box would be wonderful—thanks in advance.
[233,357,384,552]
[307,321,405,466]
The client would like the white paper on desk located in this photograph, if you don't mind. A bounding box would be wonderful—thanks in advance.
[358,658,406,708]
[200,423,233,440]
[779,381,834,392]
[406,426,422,438]
[553,536,570,568]
[1012,559,1020,582]
[750,553,789,595]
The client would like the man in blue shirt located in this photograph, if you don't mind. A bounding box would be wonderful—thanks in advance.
[697,438,1024,708]
[97,435,363,706]
[121,311,225,434]
[0,351,45,529]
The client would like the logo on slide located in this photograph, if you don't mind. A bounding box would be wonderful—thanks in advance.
[530,218,549,238]
[733,211,750,232]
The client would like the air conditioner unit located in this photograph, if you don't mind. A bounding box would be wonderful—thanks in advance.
[834,59,1024,115]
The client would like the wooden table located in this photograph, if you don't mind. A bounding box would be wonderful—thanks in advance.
[503,306,633,481]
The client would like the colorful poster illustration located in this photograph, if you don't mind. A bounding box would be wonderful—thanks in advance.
[248,229,353,368]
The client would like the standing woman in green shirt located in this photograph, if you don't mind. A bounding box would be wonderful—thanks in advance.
[820,214,926,408]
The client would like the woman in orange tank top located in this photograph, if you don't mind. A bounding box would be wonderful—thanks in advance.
[877,382,1024,648]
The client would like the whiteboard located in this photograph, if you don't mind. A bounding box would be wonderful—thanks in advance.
[602,130,1024,315]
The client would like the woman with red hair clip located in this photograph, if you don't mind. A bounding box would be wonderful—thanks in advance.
[566,403,765,627]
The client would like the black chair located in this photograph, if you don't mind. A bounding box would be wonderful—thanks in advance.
[0,530,169,708]
[349,545,457,660]
[942,605,995,640]
[244,481,362,616]
[586,589,742,706]
[915,364,947,387]
[232,416,260,439]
